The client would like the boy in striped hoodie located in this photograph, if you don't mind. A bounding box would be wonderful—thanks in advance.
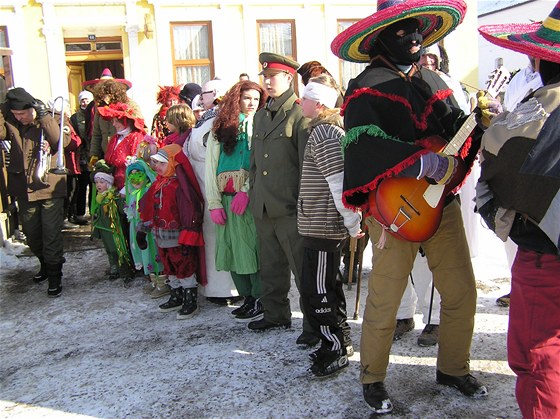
[297,74,363,377]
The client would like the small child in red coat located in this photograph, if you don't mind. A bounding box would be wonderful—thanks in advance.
[137,144,206,319]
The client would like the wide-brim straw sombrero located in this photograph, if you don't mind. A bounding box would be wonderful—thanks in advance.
[478,1,560,64]
[331,0,467,63]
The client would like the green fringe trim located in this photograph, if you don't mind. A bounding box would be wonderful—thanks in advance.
[341,124,406,152]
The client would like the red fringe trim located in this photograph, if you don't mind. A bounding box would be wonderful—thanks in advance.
[341,88,454,132]
[342,149,430,212]
[178,230,205,247]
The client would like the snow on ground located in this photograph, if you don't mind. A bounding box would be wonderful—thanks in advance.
[0,222,518,418]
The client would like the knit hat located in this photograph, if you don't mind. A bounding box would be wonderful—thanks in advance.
[179,83,202,106]
[94,171,114,186]
[6,87,36,110]
[422,44,441,66]
[150,148,169,163]
[78,90,94,102]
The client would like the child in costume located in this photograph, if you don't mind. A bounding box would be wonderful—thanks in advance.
[124,159,166,297]
[91,162,134,281]
[137,144,206,320]
[162,104,196,147]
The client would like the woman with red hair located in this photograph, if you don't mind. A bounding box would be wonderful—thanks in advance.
[205,80,268,321]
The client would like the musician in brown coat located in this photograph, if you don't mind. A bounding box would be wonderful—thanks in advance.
[0,88,70,297]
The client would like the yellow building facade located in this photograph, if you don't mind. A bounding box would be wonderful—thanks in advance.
[1,0,479,127]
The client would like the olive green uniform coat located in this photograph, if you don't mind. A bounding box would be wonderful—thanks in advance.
[249,88,312,330]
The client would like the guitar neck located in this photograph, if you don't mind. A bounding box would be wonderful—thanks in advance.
[442,112,477,156]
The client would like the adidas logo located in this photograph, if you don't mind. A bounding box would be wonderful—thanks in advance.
[315,307,332,314]
[321,296,328,303]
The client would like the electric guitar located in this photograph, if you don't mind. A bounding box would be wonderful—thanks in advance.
[368,67,510,242]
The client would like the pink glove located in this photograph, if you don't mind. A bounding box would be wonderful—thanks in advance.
[210,208,227,225]
[230,191,249,215]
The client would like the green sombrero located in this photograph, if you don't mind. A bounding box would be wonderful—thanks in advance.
[331,0,467,63]
[479,1,560,64]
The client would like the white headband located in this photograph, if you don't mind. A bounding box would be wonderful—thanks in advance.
[302,82,338,109]
[94,172,114,186]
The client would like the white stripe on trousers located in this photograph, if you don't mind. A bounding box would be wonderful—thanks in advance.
[316,250,341,351]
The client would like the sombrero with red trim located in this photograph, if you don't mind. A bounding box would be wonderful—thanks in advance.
[478,1,560,64]
[331,0,467,63]
[82,68,132,91]
[98,102,145,132]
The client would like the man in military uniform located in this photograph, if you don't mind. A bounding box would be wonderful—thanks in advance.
[248,52,317,347]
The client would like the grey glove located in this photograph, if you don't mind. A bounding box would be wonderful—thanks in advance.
[32,100,49,119]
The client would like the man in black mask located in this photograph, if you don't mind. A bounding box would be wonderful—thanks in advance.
[331,1,493,414]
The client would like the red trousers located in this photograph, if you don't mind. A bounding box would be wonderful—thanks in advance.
[508,248,560,419]
[158,245,197,278]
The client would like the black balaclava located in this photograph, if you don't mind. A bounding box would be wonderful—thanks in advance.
[371,18,423,65]
[538,59,560,85]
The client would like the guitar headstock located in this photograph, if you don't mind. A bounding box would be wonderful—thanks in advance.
[485,66,510,99]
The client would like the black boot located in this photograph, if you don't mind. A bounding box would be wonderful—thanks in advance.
[46,262,63,298]
[177,287,199,320]
[159,287,183,312]
[33,258,48,283]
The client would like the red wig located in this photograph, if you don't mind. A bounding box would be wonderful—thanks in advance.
[156,85,181,105]
[212,81,268,155]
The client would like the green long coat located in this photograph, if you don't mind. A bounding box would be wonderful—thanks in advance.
[249,88,309,219]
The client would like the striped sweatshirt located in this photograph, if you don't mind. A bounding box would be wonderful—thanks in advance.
[297,109,361,241]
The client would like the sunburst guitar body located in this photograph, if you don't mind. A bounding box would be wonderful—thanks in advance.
[368,66,510,242]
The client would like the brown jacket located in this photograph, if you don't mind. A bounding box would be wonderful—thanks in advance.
[0,102,70,201]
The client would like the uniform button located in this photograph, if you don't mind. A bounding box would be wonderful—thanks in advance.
[264,154,269,158]
[263,171,268,176]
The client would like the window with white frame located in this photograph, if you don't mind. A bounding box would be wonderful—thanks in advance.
[171,22,214,86]
[337,20,367,91]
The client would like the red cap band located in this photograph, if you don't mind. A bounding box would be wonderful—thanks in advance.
[261,61,296,74]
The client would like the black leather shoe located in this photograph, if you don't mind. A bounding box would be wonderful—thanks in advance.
[296,331,320,347]
[436,370,488,398]
[248,318,291,331]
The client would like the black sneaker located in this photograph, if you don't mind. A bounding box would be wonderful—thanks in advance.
[296,331,320,347]
[248,318,291,331]
[231,296,255,317]
[235,299,264,323]
[309,349,348,378]
[363,382,393,414]
[33,270,48,283]
[47,285,62,298]
[436,370,488,398]
[393,318,414,341]
[310,343,354,361]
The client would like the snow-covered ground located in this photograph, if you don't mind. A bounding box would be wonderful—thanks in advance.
[0,220,518,418]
